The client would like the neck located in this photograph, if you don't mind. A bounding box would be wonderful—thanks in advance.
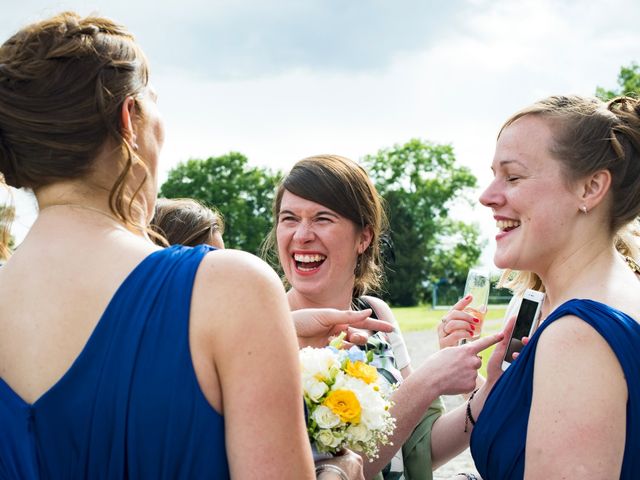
[35,181,150,237]
[537,236,617,311]
[286,288,354,311]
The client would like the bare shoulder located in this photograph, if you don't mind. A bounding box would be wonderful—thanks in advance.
[534,314,626,392]
[536,314,615,355]
[525,317,627,477]
[361,295,395,324]
[196,248,281,289]
[192,249,287,331]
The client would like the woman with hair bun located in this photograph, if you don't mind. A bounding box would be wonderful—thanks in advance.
[0,12,364,479]
[466,95,640,479]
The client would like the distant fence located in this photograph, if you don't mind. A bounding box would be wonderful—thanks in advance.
[430,284,512,310]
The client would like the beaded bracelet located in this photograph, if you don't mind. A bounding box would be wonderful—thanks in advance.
[464,388,479,433]
[315,463,349,480]
[457,472,480,480]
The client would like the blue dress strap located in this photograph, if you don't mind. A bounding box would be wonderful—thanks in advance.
[470,299,640,479]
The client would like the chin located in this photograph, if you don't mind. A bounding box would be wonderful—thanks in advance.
[493,251,517,270]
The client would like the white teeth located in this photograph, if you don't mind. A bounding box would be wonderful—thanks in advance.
[496,219,521,230]
[293,253,326,263]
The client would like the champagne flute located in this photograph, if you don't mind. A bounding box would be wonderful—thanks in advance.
[460,268,490,344]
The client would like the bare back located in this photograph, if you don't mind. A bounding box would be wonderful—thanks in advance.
[0,211,159,404]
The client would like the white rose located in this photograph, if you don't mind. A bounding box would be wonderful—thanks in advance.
[315,429,344,449]
[300,347,340,381]
[312,405,341,429]
[303,378,329,403]
[346,423,372,443]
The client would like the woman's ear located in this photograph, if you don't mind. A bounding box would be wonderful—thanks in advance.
[120,96,138,149]
[358,225,374,254]
[579,169,611,211]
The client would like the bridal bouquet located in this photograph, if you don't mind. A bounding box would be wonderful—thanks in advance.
[300,335,396,459]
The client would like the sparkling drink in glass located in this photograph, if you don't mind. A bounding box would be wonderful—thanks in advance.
[461,268,490,342]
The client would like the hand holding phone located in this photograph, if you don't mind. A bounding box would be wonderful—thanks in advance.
[501,289,545,371]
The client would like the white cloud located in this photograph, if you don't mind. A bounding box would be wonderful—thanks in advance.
[3,0,640,267]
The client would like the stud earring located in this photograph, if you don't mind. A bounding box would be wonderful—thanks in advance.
[579,205,588,214]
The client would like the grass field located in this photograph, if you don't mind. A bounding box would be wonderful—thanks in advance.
[391,304,508,378]
[391,305,507,332]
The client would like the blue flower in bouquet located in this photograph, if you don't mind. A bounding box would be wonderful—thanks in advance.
[346,346,366,363]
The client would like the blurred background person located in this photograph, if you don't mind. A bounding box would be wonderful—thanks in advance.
[151,197,225,249]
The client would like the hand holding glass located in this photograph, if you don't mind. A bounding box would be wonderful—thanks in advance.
[461,268,490,342]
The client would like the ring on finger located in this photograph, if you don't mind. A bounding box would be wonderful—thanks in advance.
[441,321,448,335]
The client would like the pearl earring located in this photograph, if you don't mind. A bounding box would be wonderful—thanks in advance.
[579,205,588,214]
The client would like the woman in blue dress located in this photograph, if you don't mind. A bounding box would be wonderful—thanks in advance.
[0,12,366,480]
[463,95,640,479]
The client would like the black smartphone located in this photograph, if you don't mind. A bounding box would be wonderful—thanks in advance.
[501,289,545,370]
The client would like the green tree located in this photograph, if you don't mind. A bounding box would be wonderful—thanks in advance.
[596,62,640,100]
[159,152,281,254]
[429,220,485,287]
[365,139,481,306]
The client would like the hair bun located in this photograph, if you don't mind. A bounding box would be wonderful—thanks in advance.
[66,21,100,38]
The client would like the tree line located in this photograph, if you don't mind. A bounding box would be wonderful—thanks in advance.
[161,140,482,307]
[161,62,640,306]
[2,63,638,303]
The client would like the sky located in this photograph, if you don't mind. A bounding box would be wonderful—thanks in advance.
[2,0,640,266]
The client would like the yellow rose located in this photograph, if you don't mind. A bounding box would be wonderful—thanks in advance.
[323,390,361,424]
[345,360,378,384]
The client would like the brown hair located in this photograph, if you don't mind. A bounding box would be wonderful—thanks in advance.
[0,11,150,253]
[498,95,640,294]
[150,198,224,247]
[262,155,388,298]
[501,95,640,232]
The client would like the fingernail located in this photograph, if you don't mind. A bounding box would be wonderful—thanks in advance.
[473,317,480,323]
[464,294,472,300]
[470,324,475,330]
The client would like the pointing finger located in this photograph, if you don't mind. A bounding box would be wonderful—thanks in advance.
[466,330,505,354]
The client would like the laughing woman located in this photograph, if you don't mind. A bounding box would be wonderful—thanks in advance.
[263,155,509,480]
[468,95,640,479]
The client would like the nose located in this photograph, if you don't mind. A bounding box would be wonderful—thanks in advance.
[292,221,315,243]
[479,178,503,209]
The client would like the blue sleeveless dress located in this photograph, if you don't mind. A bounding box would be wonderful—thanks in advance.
[471,299,640,479]
[0,245,229,479]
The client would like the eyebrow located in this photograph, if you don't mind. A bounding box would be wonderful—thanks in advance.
[498,159,528,168]
[491,159,529,173]
[278,209,340,218]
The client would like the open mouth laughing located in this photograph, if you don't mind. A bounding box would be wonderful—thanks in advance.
[293,253,327,272]
[496,219,521,233]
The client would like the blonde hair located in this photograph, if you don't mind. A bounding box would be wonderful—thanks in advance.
[0,200,14,261]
